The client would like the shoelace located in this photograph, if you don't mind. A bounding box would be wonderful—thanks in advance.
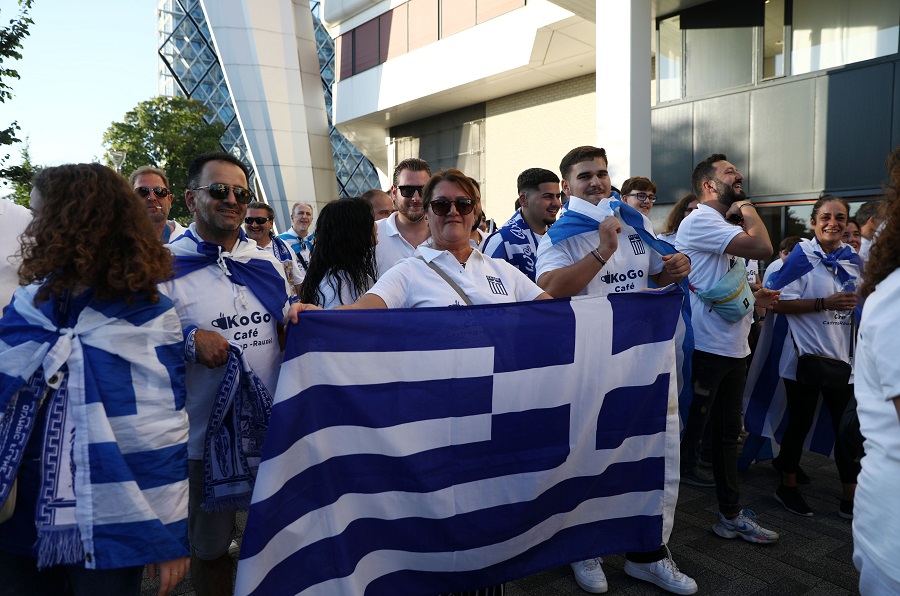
[662,545,684,576]
[582,557,603,570]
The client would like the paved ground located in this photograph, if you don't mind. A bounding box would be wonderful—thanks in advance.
[144,452,858,595]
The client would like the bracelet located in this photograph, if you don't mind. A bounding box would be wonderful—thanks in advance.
[591,249,607,266]
[739,203,757,211]
[814,297,824,312]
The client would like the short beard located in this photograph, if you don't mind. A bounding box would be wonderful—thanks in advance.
[716,180,746,207]
[401,210,425,223]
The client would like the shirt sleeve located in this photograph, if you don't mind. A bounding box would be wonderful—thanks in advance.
[677,210,742,255]
[870,302,900,400]
[366,259,413,309]
[535,235,576,282]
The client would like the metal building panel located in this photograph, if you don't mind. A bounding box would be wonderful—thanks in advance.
[693,93,751,194]
[651,102,694,202]
[750,78,816,197]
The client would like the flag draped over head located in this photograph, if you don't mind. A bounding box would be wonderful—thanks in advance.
[0,285,189,570]
[235,287,684,596]
[741,240,864,468]
[546,195,695,428]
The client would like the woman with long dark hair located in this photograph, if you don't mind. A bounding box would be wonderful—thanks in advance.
[853,146,900,593]
[0,164,190,595]
[658,193,698,242]
[299,197,378,309]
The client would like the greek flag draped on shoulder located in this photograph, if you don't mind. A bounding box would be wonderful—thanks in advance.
[168,225,288,321]
[235,287,684,596]
[0,285,189,569]
[482,210,541,281]
[740,240,864,468]
[199,344,273,512]
[277,229,314,256]
[546,194,695,428]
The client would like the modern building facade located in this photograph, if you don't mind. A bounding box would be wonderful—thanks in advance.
[323,0,900,262]
[157,0,381,229]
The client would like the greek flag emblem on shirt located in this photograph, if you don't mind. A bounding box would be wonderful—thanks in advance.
[487,276,508,296]
[629,234,645,255]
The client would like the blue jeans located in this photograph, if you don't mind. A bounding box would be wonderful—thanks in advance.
[679,350,746,517]
[0,551,143,596]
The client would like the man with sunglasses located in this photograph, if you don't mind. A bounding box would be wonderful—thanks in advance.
[245,201,302,298]
[129,165,186,242]
[160,152,299,596]
[482,168,562,281]
[536,146,696,596]
[375,157,432,277]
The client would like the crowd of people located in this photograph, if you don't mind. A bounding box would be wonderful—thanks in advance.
[0,142,899,596]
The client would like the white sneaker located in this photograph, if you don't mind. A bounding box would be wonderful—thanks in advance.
[228,539,240,556]
[570,557,608,593]
[624,555,698,595]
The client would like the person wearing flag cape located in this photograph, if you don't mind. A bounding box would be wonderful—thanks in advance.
[535,146,696,595]
[744,195,862,518]
[160,152,302,596]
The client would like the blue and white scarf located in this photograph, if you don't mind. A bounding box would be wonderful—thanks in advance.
[482,210,542,281]
[547,194,696,428]
[197,344,273,512]
[0,286,189,569]
[277,229,314,267]
[740,239,864,468]
[168,226,289,322]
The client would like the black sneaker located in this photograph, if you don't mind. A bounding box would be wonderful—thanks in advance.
[839,499,853,519]
[680,467,715,488]
[771,457,811,485]
[774,485,813,516]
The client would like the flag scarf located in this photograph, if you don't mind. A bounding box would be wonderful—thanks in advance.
[235,288,684,596]
[740,240,864,468]
[481,210,542,281]
[201,345,274,512]
[546,196,695,428]
[168,226,289,322]
[0,285,189,569]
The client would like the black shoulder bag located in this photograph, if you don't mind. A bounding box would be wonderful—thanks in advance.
[793,313,853,388]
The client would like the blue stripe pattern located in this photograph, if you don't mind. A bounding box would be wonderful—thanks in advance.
[235,289,683,596]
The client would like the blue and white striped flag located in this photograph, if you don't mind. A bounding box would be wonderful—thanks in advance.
[235,288,684,596]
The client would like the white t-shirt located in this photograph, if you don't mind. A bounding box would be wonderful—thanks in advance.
[777,239,861,380]
[762,258,784,286]
[675,204,749,358]
[161,228,292,459]
[368,247,544,308]
[853,268,900,584]
[535,197,664,297]
[858,235,872,263]
[375,212,429,278]
[0,199,31,315]
[317,270,367,310]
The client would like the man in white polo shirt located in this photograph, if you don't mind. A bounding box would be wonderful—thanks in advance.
[375,158,431,277]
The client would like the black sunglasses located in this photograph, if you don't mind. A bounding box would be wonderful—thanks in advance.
[245,216,271,225]
[191,183,255,204]
[397,185,424,199]
[430,199,475,216]
[134,186,170,199]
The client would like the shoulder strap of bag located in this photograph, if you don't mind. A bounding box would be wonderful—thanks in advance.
[418,256,473,305]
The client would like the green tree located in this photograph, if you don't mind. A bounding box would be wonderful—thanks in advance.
[1,137,37,206]
[0,0,34,171]
[102,96,227,221]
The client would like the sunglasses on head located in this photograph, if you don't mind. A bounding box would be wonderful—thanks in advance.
[134,186,170,199]
[245,216,271,225]
[397,185,424,199]
[429,199,475,216]
[191,183,255,204]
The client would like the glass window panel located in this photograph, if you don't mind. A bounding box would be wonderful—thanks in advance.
[354,18,380,73]
[442,0,475,38]
[786,204,814,239]
[477,0,525,23]
[763,0,786,79]
[686,26,753,96]
[792,0,900,76]
[337,34,353,80]
[658,16,682,102]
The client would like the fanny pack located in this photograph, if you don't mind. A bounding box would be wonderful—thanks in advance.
[793,313,854,388]
[691,258,755,323]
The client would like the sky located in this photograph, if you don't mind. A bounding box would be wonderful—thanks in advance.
[1,0,158,169]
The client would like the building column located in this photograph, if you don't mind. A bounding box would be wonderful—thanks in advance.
[596,1,652,184]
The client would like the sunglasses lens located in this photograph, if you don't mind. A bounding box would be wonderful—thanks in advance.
[152,187,169,198]
[245,217,268,225]
[207,183,229,200]
[399,186,423,199]
[234,188,254,204]
[135,187,151,198]
[430,201,451,216]
[457,200,475,215]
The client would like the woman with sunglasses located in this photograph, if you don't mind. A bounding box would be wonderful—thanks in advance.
[0,164,190,595]
[299,197,378,309]
[337,168,551,310]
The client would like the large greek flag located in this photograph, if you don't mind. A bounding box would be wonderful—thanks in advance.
[235,288,684,596]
